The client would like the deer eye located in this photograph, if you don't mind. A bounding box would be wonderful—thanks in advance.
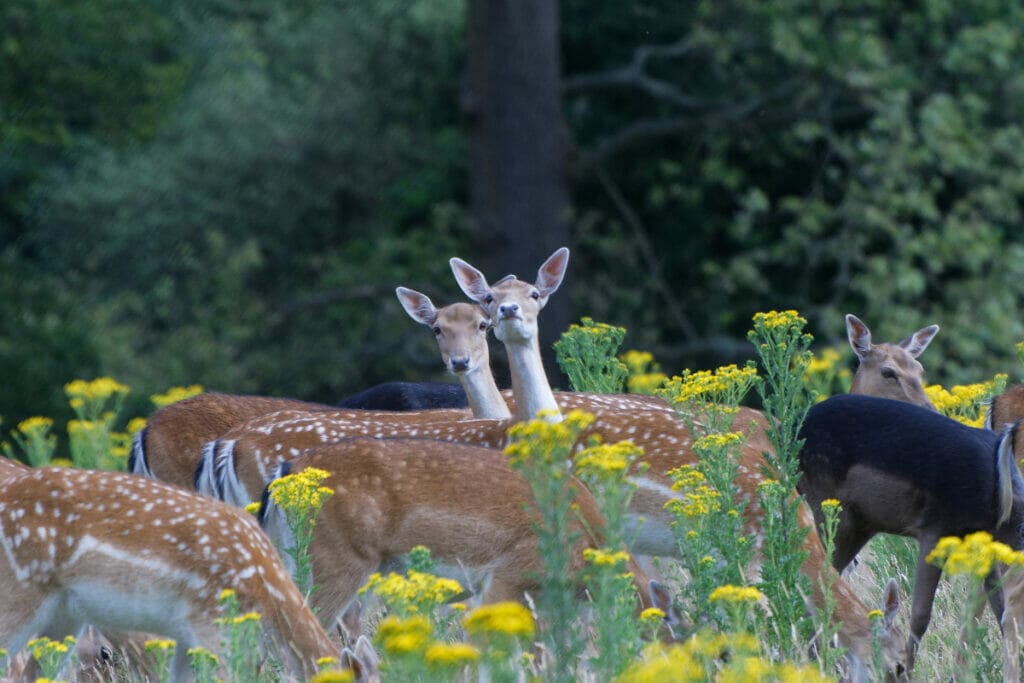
[478,320,490,331]
[432,326,441,336]
[881,367,897,380]
[530,291,540,300]
[484,293,494,304]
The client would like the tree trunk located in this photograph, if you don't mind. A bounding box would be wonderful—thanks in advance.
[463,0,572,388]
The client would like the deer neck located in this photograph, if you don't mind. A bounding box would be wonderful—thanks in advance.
[505,337,561,422]
[460,364,511,419]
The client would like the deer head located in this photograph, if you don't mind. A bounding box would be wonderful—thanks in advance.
[396,286,510,419]
[846,313,939,410]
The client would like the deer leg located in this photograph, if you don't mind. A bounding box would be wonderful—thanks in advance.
[999,565,1024,683]
[907,539,944,672]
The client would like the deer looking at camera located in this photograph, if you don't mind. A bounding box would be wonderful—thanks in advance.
[798,393,1024,679]
[257,437,679,632]
[395,287,511,420]
[0,466,354,683]
[845,313,939,410]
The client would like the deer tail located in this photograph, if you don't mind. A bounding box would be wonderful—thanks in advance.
[997,423,1020,527]
[193,440,219,496]
[128,428,152,478]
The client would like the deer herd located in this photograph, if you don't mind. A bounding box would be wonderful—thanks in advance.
[2,246,1024,682]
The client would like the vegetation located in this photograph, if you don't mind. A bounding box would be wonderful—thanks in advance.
[3,1,1024,428]
[4,312,1022,680]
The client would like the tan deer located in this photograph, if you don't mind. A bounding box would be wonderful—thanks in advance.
[0,466,345,682]
[201,405,904,679]
[845,313,939,410]
[395,287,511,420]
[257,437,679,630]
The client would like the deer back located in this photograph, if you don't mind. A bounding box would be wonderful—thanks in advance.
[799,394,1021,542]
[258,437,663,626]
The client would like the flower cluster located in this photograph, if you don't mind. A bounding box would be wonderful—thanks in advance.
[64,377,130,407]
[752,309,806,331]
[268,466,335,511]
[583,547,631,568]
[504,410,595,469]
[151,384,204,408]
[661,363,759,411]
[575,440,640,480]
[708,585,764,605]
[621,349,668,395]
[926,530,1024,578]
[554,317,630,393]
[925,374,1007,427]
[463,601,537,640]
[360,569,463,615]
[667,466,722,518]
[377,614,433,656]
[618,632,830,682]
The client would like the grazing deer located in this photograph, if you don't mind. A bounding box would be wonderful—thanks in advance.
[200,406,904,679]
[0,466,347,682]
[257,437,679,629]
[846,314,939,410]
[798,393,1024,677]
[395,286,511,419]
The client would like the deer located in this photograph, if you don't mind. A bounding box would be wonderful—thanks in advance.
[0,466,364,682]
[845,314,939,410]
[797,392,1024,679]
[395,286,511,420]
[198,402,905,679]
[256,437,680,630]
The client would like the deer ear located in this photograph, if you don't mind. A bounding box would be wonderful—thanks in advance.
[648,579,685,630]
[450,257,493,305]
[846,314,873,359]
[396,287,438,326]
[535,247,569,298]
[898,324,940,358]
[882,577,900,628]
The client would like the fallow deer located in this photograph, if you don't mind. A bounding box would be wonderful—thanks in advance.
[449,247,673,423]
[845,314,939,410]
[395,286,511,419]
[199,405,904,679]
[798,393,1024,677]
[0,466,348,683]
[257,437,678,630]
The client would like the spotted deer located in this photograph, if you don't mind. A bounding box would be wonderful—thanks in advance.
[798,393,1024,679]
[395,286,511,419]
[257,437,679,630]
[0,466,346,682]
[200,404,904,679]
[845,314,939,410]
[448,247,673,422]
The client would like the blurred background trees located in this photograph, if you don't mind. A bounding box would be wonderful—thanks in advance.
[2,0,1023,426]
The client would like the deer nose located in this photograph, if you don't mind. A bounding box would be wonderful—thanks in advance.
[498,303,519,318]
[450,357,470,373]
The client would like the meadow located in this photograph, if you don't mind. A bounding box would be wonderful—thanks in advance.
[1,311,1020,682]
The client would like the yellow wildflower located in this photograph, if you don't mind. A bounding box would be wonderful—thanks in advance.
[360,570,463,613]
[151,385,204,408]
[463,601,536,639]
[576,440,641,479]
[752,310,806,331]
[583,548,631,568]
[310,670,355,683]
[17,416,53,435]
[708,584,764,605]
[143,639,175,653]
[268,467,334,511]
[423,642,480,668]
[375,614,432,655]
[926,531,1024,578]
[820,499,841,512]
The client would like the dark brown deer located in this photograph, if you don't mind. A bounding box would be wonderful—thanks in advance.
[798,393,1023,678]
[845,314,939,410]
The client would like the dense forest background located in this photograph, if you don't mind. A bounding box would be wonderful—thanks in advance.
[3,0,1024,427]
